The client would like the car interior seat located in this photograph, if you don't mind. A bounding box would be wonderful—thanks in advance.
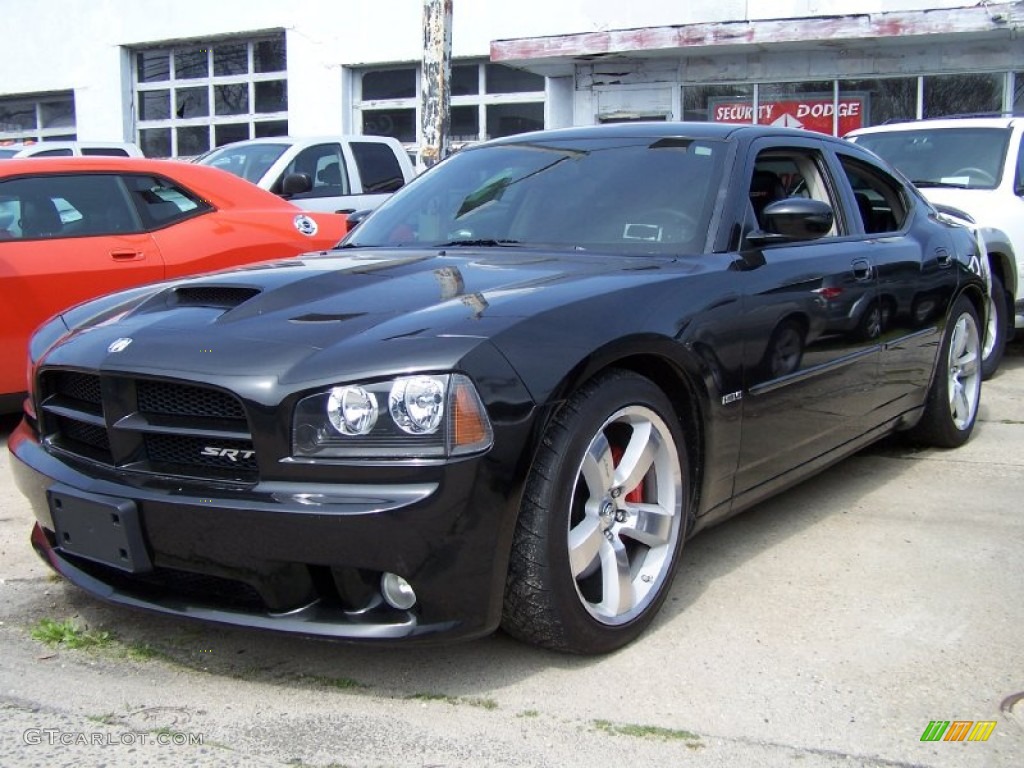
[316,162,342,188]
[854,192,875,234]
[748,170,787,228]
[19,196,63,238]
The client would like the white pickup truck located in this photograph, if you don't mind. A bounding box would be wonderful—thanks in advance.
[848,116,1022,378]
[197,135,416,215]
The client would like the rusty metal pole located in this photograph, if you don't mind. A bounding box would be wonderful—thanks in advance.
[420,0,453,170]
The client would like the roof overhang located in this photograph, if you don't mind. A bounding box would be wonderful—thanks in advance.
[491,3,1024,76]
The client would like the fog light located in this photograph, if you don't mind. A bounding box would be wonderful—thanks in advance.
[380,572,417,610]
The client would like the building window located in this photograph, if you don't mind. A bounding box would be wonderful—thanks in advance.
[133,31,288,158]
[0,92,76,144]
[685,72,1009,136]
[355,60,545,161]
[922,73,1003,118]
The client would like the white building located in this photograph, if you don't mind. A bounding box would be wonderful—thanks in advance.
[1,0,1021,159]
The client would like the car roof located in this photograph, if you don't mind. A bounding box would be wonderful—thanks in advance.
[0,156,303,211]
[482,120,855,147]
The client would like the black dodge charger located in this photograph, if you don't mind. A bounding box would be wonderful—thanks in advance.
[9,123,985,654]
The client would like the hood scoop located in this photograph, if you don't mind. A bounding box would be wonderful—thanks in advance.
[165,285,262,309]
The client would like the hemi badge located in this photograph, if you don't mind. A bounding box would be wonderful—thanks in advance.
[107,337,133,353]
[722,391,743,405]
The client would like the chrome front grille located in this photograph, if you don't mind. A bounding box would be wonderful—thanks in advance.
[39,370,257,482]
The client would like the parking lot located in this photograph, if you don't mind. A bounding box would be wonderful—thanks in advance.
[0,343,1022,768]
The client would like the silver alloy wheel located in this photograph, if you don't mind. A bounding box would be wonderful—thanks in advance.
[566,405,683,625]
[948,310,981,430]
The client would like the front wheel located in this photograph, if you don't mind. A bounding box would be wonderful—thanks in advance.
[502,370,690,654]
[907,295,982,448]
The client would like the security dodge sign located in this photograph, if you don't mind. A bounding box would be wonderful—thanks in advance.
[711,96,865,135]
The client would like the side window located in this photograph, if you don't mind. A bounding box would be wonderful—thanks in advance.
[0,174,141,239]
[81,147,130,157]
[350,141,406,193]
[28,148,73,157]
[837,155,909,234]
[276,143,349,198]
[122,175,211,230]
[1016,133,1024,192]
[747,148,839,236]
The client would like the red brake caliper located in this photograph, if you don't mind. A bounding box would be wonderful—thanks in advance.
[610,444,645,504]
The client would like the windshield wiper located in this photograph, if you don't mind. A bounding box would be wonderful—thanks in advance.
[432,238,522,247]
[911,179,969,189]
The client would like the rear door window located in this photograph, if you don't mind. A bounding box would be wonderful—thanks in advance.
[122,175,212,229]
[350,141,406,193]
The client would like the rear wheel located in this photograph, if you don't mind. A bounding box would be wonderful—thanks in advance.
[908,295,981,448]
[502,370,689,654]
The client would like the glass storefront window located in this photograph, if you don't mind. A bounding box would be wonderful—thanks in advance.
[175,87,209,119]
[683,84,754,123]
[485,64,544,95]
[363,69,416,100]
[923,73,1002,118]
[255,80,287,113]
[838,78,915,131]
[451,105,479,143]
[136,51,169,83]
[174,49,208,79]
[139,127,171,157]
[452,65,479,96]
[1014,72,1024,113]
[176,125,209,156]
[362,108,416,143]
[486,102,544,139]
[134,33,286,157]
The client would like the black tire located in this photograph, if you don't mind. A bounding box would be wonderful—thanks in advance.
[907,295,982,448]
[502,370,690,654]
[981,270,1008,380]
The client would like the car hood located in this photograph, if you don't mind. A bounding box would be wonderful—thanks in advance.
[41,247,693,393]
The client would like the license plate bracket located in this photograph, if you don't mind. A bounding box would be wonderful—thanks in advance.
[47,484,152,573]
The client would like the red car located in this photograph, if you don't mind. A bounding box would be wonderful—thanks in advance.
[0,157,347,411]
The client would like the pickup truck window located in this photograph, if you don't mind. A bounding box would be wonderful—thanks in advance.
[351,141,407,193]
[278,143,350,198]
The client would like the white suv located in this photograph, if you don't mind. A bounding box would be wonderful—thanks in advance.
[0,141,143,159]
[847,116,1023,377]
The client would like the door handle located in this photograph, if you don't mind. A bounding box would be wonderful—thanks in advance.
[851,258,873,281]
[110,250,145,261]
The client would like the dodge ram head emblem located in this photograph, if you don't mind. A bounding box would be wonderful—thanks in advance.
[107,338,133,353]
[293,214,318,237]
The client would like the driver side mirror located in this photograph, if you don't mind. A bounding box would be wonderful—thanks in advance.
[749,198,834,244]
[281,172,312,197]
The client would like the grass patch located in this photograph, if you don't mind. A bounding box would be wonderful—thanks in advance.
[122,641,175,662]
[31,618,112,650]
[517,709,540,718]
[463,697,498,710]
[87,712,119,725]
[303,674,367,691]
[593,719,702,745]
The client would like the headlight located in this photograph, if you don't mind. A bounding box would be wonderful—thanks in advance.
[293,373,493,459]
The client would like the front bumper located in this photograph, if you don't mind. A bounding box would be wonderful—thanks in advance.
[9,420,522,644]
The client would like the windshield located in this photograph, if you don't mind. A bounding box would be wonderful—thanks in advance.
[854,127,1010,190]
[197,142,289,183]
[0,148,19,159]
[346,136,726,254]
